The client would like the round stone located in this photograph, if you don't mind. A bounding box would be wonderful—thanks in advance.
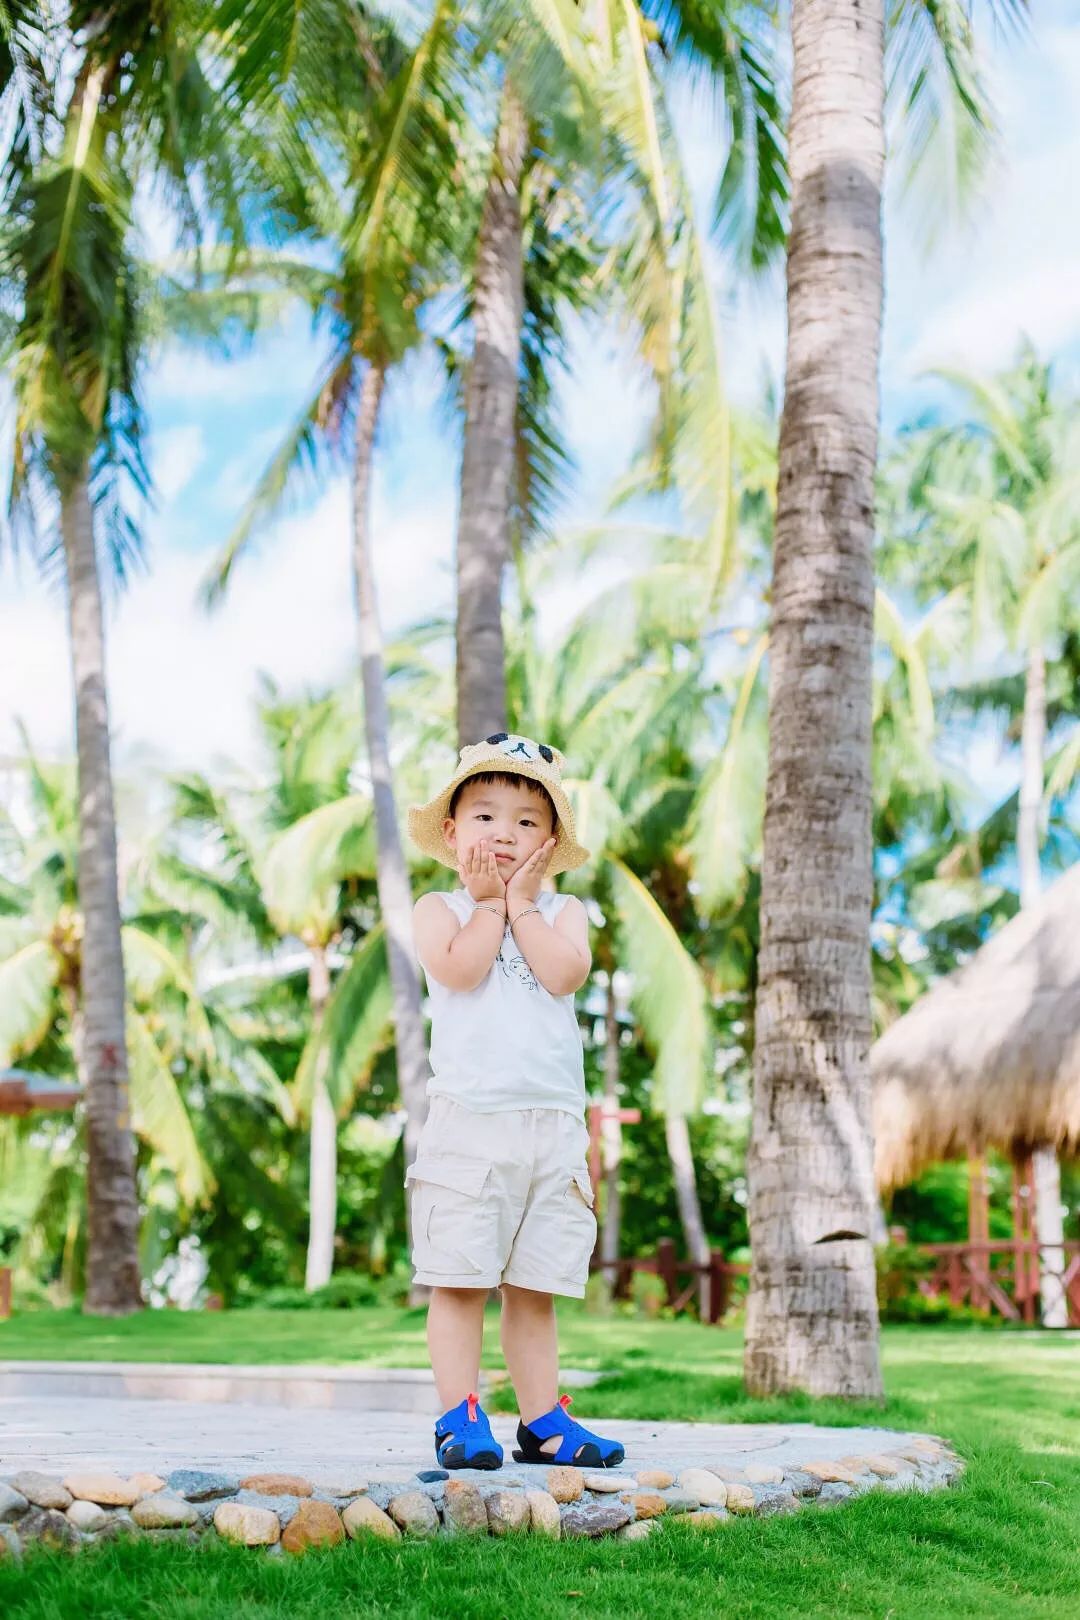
[67,1500,109,1533]
[19,1507,79,1550]
[678,1468,728,1507]
[128,1473,167,1497]
[635,1469,675,1490]
[560,1499,632,1538]
[0,1484,29,1523]
[618,1519,657,1541]
[343,1496,400,1542]
[802,1461,858,1485]
[486,1489,530,1536]
[281,1500,345,1554]
[525,1489,561,1539]
[239,1473,313,1498]
[213,1502,280,1546]
[132,1495,200,1529]
[686,1509,728,1531]
[166,1469,240,1501]
[62,1472,140,1507]
[623,1491,667,1520]
[12,1472,72,1511]
[546,1467,584,1503]
[387,1490,439,1538]
[582,1473,627,1494]
[443,1480,488,1535]
[745,1464,785,1485]
[725,1483,756,1514]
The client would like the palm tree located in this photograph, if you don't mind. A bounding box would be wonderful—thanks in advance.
[0,743,214,1253]
[1,0,257,1312]
[165,697,394,1288]
[888,349,1080,1325]
[182,10,469,1216]
[742,0,887,1399]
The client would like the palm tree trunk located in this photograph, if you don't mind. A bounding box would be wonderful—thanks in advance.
[1018,645,1067,1326]
[304,943,336,1291]
[350,359,431,1218]
[61,473,142,1316]
[600,976,622,1271]
[454,85,526,748]
[664,1112,710,1320]
[744,0,885,1397]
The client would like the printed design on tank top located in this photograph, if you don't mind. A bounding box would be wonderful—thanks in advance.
[495,922,539,991]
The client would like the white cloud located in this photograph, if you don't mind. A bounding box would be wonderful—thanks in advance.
[0,477,454,773]
[152,424,205,501]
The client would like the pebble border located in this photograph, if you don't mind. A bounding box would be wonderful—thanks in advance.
[0,1439,963,1559]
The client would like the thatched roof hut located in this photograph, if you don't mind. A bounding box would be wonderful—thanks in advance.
[872,863,1080,1190]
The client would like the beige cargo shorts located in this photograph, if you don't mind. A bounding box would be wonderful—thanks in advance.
[405,1094,597,1297]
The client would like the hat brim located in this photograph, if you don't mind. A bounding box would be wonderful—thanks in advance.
[407,759,590,878]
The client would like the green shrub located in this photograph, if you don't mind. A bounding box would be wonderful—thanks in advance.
[235,1273,379,1311]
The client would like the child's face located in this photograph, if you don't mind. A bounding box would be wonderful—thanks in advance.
[444,778,555,882]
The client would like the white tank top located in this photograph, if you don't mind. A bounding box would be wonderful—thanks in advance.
[422,889,586,1117]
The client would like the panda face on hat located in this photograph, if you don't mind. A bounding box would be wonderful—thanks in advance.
[485,732,556,765]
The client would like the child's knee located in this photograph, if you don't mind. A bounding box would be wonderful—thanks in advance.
[500,1282,554,1310]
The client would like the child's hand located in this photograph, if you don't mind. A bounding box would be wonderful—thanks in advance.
[458,839,507,905]
[505,838,557,911]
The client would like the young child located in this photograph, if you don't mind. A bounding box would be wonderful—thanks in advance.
[406,732,624,1472]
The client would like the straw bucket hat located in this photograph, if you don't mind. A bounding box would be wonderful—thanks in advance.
[407,733,590,877]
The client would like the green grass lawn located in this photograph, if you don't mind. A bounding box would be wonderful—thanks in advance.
[2,1308,1079,1618]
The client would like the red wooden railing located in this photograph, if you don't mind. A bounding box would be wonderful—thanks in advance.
[919,1240,1080,1326]
[591,1239,749,1323]
[593,1239,1080,1328]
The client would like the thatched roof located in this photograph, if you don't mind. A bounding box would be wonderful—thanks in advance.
[872,863,1080,1189]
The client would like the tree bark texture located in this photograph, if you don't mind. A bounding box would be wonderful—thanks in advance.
[600,976,622,1270]
[1018,646,1067,1326]
[350,359,431,1213]
[305,943,336,1291]
[744,0,885,1396]
[454,86,526,749]
[62,475,143,1316]
[664,1112,711,1320]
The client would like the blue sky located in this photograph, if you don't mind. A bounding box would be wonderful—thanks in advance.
[2,1,1078,792]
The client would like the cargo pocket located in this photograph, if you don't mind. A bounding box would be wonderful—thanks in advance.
[405,1155,494,1279]
[563,1167,597,1280]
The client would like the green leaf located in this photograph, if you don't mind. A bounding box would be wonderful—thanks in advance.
[608,857,709,1118]
[0,939,58,1064]
[126,1010,212,1205]
[293,926,393,1120]
[260,794,377,935]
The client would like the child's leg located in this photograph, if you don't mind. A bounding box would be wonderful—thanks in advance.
[427,1286,488,1409]
[500,1283,559,1434]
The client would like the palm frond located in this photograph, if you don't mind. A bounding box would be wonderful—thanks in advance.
[292,925,393,1119]
[686,632,767,912]
[199,344,354,607]
[126,1009,213,1204]
[609,856,709,1117]
[260,794,377,935]
[0,938,58,1064]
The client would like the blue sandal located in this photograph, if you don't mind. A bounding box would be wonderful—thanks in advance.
[512,1394,625,1468]
[434,1392,503,1471]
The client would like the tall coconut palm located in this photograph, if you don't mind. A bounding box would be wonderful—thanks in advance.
[889,349,1080,1325]
[742,0,887,1399]
[185,8,467,1220]
[1,0,252,1312]
[0,743,214,1224]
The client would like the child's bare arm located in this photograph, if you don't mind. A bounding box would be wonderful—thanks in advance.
[413,892,506,992]
[509,895,592,996]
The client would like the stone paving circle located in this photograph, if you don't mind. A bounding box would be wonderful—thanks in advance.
[0,1369,964,1560]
